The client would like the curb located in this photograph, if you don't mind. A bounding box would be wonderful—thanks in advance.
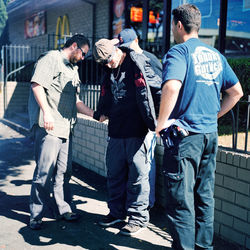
[0,118,30,136]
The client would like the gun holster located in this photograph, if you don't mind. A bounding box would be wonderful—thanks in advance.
[159,125,189,149]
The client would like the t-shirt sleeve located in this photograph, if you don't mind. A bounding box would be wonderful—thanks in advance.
[221,56,239,91]
[31,52,56,90]
[162,45,187,87]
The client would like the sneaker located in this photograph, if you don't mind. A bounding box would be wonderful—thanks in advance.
[120,223,145,236]
[29,219,42,230]
[62,212,80,221]
[99,213,125,227]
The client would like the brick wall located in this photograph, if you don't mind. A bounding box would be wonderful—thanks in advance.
[72,115,108,177]
[214,149,250,249]
[95,0,110,38]
[72,116,250,249]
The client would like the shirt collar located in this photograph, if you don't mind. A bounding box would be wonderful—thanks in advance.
[60,49,74,67]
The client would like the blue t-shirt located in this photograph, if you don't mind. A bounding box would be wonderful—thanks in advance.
[162,38,239,133]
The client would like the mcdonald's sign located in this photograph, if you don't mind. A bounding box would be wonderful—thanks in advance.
[55,15,70,49]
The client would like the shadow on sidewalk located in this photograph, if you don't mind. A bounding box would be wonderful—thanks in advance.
[18,210,171,249]
[0,122,242,249]
[0,191,30,225]
[0,123,171,249]
[2,164,171,249]
[0,135,34,186]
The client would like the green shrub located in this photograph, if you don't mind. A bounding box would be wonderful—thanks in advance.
[218,58,249,134]
[227,58,250,100]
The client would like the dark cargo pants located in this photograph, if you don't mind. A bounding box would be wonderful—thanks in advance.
[163,132,218,250]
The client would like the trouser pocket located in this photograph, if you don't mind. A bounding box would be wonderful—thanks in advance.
[165,171,184,206]
[163,147,185,206]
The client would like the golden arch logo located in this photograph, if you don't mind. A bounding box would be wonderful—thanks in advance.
[55,15,70,49]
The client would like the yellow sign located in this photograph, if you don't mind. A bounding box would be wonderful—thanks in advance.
[55,15,70,49]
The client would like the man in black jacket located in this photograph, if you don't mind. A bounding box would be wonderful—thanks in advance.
[118,28,162,209]
[93,38,159,236]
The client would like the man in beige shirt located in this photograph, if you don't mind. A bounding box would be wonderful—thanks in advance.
[28,34,93,230]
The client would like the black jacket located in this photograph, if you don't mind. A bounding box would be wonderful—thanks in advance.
[93,48,162,136]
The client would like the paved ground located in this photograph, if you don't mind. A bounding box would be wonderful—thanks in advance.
[0,119,243,250]
[0,120,173,250]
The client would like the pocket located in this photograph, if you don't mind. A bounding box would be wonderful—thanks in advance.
[165,170,185,206]
[163,147,185,206]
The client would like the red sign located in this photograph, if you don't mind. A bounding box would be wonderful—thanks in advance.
[130,7,143,22]
[130,8,159,24]
[25,11,46,39]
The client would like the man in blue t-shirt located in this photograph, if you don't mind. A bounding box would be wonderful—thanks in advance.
[156,4,243,250]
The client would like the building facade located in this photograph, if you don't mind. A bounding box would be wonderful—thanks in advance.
[5,0,250,58]
[6,0,110,49]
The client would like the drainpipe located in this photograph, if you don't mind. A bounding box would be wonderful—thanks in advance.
[162,0,172,57]
[142,0,149,50]
[218,0,228,54]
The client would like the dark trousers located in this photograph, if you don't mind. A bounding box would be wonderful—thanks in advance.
[106,136,150,227]
[30,125,73,220]
[163,132,218,250]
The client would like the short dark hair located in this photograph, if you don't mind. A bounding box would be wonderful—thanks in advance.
[172,4,201,33]
[63,34,90,49]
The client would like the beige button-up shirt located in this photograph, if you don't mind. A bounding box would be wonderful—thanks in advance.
[28,50,80,139]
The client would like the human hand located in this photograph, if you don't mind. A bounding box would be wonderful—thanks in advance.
[99,115,108,122]
[155,119,175,137]
[43,111,54,130]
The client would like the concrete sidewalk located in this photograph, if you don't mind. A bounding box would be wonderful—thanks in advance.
[0,120,242,250]
[0,120,173,250]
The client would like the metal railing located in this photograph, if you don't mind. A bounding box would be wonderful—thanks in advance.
[80,84,100,111]
[0,41,106,85]
[233,96,250,153]
[1,44,249,154]
[3,61,35,115]
[0,44,47,82]
[220,96,250,154]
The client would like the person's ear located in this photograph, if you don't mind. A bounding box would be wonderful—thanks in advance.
[72,42,78,50]
[177,21,182,30]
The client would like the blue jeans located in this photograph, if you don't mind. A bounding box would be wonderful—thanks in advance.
[106,136,151,227]
[30,125,73,220]
[163,132,218,250]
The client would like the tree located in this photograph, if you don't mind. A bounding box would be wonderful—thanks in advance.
[0,0,9,49]
[0,0,8,37]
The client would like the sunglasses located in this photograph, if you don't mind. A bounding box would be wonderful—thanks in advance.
[77,46,86,57]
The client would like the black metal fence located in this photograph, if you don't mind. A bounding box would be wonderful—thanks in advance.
[0,43,103,111]
[80,84,100,110]
[0,44,47,82]
[1,42,249,153]
[219,96,250,154]
[232,96,250,153]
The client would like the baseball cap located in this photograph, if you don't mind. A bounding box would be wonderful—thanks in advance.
[93,38,119,64]
[118,28,137,47]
